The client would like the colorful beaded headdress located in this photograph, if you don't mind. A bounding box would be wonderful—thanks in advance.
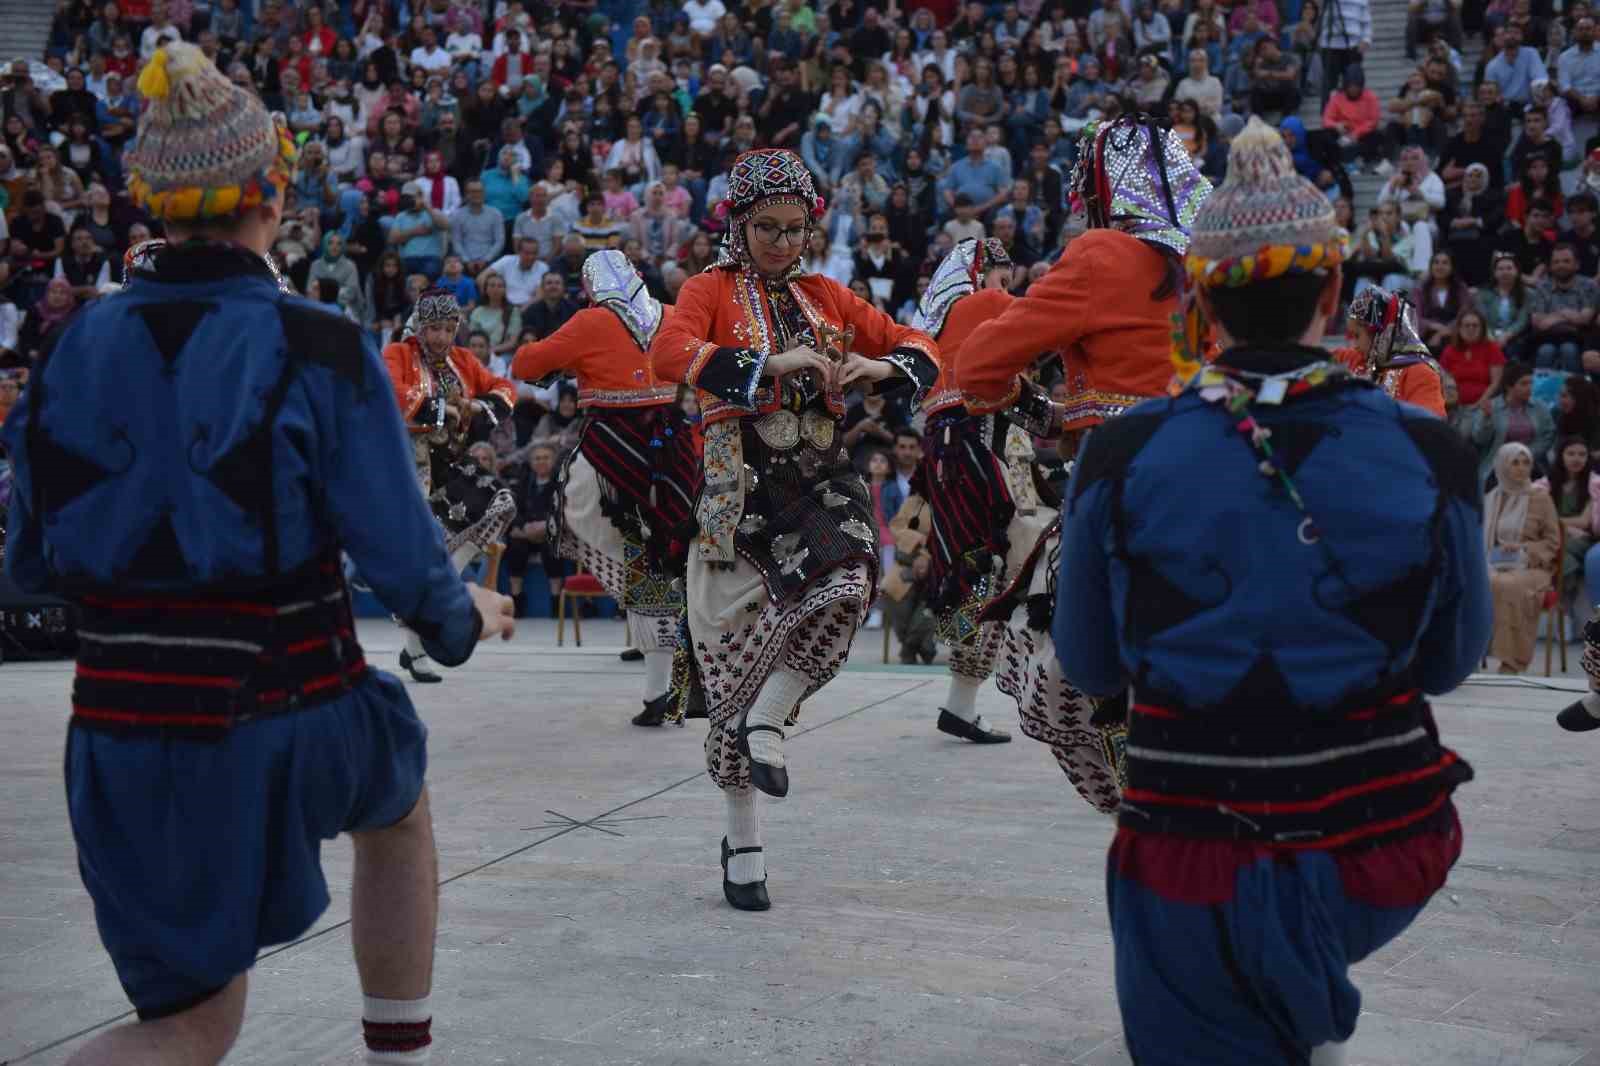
[713,148,825,276]
[125,43,297,222]
[582,249,663,349]
[415,288,461,324]
[913,237,1012,339]
[1347,286,1431,370]
[1068,114,1211,258]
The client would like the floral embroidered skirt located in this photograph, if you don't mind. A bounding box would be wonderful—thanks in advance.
[690,554,872,791]
[415,442,516,562]
[559,450,684,652]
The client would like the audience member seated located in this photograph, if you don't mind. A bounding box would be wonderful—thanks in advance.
[1526,243,1598,373]
[1442,163,1505,286]
[1484,442,1561,674]
[1439,307,1507,408]
[1473,362,1557,487]
[1414,249,1474,351]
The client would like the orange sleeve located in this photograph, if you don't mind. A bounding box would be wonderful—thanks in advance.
[1333,347,1366,374]
[1401,364,1446,417]
[822,275,940,366]
[648,271,768,406]
[381,341,426,427]
[512,308,599,384]
[453,348,517,413]
[959,239,1101,412]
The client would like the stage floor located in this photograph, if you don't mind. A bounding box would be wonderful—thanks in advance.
[2,620,1598,1065]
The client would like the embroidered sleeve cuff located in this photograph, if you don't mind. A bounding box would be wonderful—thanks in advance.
[691,344,768,408]
[479,393,513,423]
[878,346,940,408]
[967,376,1023,416]
[1008,376,1064,438]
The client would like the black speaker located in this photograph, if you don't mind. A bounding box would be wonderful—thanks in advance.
[0,573,77,661]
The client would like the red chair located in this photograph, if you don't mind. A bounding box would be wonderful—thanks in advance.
[556,569,609,647]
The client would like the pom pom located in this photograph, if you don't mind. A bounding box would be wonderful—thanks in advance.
[712,199,731,220]
[138,48,171,100]
[812,195,826,219]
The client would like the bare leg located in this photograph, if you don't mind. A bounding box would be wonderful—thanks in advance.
[66,973,247,1066]
[350,788,438,998]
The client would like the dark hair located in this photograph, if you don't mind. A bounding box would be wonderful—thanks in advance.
[893,427,921,445]
[1548,433,1593,505]
[1559,377,1599,441]
[1528,196,1556,216]
[1204,272,1330,345]
[1499,360,1534,397]
[1572,192,1599,213]
[1519,152,1561,202]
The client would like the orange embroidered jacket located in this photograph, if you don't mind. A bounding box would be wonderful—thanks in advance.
[923,287,1014,415]
[650,268,941,425]
[511,305,678,408]
[382,338,517,432]
[959,229,1180,430]
[1334,347,1447,417]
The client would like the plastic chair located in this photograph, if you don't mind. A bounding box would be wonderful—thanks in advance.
[556,568,608,647]
[1545,522,1568,678]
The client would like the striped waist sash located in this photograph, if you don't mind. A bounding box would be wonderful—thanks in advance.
[1118,689,1473,848]
[71,555,367,735]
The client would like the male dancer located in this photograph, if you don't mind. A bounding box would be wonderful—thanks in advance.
[1059,117,1490,1064]
[383,288,519,682]
[1,43,513,1065]
[907,237,1053,745]
[512,249,698,726]
[1338,286,1447,416]
[958,115,1212,810]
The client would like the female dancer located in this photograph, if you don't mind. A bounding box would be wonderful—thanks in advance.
[512,250,698,725]
[651,149,939,910]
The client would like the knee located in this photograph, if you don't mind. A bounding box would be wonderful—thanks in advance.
[354,786,435,854]
[167,973,249,1066]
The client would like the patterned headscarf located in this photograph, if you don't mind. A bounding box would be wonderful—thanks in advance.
[1068,114,1211,258]
[402,287,461,341]
[713,148,826,277]
[912,237,1013,339]
[581,249,664,349]
[1348,286,1430,370]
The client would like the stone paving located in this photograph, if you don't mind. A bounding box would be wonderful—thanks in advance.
[1,619,1597,1065]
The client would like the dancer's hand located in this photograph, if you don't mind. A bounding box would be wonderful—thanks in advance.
[470,584,517,642]
[835,353,893,391]
[766,345,831,379]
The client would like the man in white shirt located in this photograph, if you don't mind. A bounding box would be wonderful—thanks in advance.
[488,237,550,306]
[409,26,454,75]
[140,1,184,60]
[682,0,727,38]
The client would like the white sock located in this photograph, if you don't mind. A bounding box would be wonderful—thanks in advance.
[449,544,479,572]
[724,787,765,884]
[744,667,811,770]
[362,994,432,1064]
[944,674,982,723]
[403,629,425,660]
[644,650,673,701]
[1309,1041,1348,1066]
[1583,692,1600,720]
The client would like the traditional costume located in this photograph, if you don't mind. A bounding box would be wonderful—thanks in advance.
[907,237,1053,746]
[511,250,698,725]
[956,116,1213,813]
[1060,117,1490,1065]
[649,148,939,910]
[1,43,488,1060]
[1338,286,1448,416]
[382,289,517,682]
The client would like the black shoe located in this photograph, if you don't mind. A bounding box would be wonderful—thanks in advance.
[399,649,442,684]
[937,709,1011,743]
[736,709,789,798]
[721,836,771,911]
[1557,699,1600,732]
[620,647,644,662]
[632,690,673,727]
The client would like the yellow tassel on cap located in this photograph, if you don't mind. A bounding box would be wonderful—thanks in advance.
[138,47,170,100]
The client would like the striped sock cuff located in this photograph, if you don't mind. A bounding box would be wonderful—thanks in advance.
[363,995,432,1063]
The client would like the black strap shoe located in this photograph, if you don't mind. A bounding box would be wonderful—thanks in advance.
[736,712,789,797]
[620,647,644,662]
[1558,699,1600,732]
[937,709,1011,743]
[632,691,674,727]
[721,836,771,911]
[399,649,443,684]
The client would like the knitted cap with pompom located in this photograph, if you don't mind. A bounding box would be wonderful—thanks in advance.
[124,42,296,222]
[1187,116,1335,268]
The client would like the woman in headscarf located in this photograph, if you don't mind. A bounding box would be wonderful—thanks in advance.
[1441,162,1503,287]
[1338,285,1447,415]
[649,148,940,911]
[306,232,364,320]
[1484,442,1560,674]
[959,114,1211,809]
[19,277,79,363]
[512,250,696,727]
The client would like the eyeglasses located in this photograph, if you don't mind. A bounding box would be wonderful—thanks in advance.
[751,221,808,246]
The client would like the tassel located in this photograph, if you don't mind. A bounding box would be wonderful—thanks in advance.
[138,48,171,99]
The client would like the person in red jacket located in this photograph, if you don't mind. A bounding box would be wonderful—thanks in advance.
[1337,285,1448,416]
[1321,65,1386,169]
[383,289,519,682]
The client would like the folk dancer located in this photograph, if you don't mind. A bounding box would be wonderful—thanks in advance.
[1338,286,1447,416]
[382,288,518,683]
[0,43,514,1065]
[512,250,699,726]
[1061,117,1490,1065]
[906,236,1060,746]
[650,148,939,911]
[959,114,1213,812]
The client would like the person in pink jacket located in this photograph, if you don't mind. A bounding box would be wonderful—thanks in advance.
[1322,66,1387,169]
